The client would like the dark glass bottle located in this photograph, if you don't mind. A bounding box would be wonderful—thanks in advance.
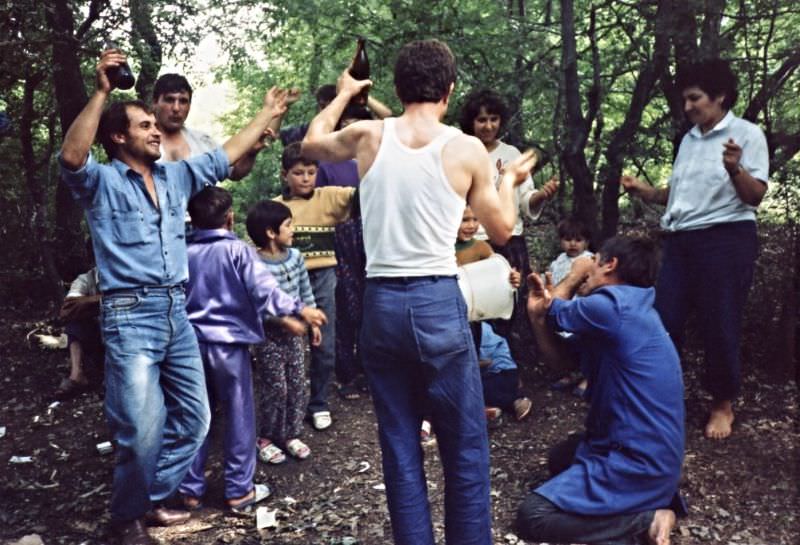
[349,37,369,104]
[104,40,136,91]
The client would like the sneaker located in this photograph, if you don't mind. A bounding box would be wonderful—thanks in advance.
[312,411,332,430]
[513,397,533,421]
[227,483,271,515]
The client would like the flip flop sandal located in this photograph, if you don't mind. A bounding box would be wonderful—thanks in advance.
[285,438,311,460]
[227,483,271,515]
[257,439,286,464]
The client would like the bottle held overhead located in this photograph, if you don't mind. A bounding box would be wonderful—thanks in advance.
[104,40,136,91]
[349,36,370,105]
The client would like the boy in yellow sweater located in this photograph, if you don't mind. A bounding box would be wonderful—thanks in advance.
[273,142,355,430]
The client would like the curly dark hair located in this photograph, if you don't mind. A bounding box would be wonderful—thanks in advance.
[674,58,738,111]
[458,89,509,135]
[394,40,456,104]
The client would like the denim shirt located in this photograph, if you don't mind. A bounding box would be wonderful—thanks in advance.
[59,148,230,292]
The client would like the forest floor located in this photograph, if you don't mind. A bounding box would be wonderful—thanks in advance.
[1,308,798,545]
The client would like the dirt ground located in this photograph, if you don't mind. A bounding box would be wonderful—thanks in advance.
[1,310,798,545]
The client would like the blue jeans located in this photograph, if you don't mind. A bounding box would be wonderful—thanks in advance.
[101,286,210,522]
[360,277,492,545]
[308,267,337,414]
[655,221,758,401]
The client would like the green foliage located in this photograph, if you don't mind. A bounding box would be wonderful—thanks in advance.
[1,0,799,303]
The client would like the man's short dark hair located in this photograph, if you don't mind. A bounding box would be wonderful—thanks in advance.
[315,84,337,109]
[674,59,738,111]
[394,40,456,105]
[458,89,509,135]
[597,235,660,288]
[337,103,372,129]
[97,100,151,159]
[281,142,318,171]
[557,217,591,242]
[152,73,193,102]
[246,200,292,248]
[187,186,232,229]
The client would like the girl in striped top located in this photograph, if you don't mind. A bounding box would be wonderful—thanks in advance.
[247,200,319,463]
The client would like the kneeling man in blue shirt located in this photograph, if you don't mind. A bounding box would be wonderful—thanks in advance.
[59,48,290,545]
[518,236,685,545]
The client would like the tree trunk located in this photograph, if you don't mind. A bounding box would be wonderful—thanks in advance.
[598,0,672,240]
[131,0,163,102]
[45,0,91,282]
[559,0,597,237]
[20,74,63,305]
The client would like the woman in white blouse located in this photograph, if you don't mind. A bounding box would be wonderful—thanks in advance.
[458,89,558,359]
[623,59,769,440]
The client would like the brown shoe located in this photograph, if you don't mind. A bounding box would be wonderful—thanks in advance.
[110,518,156,545]
[144,505,191,526]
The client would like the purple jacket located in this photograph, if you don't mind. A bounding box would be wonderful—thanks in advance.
[186,228,303,344]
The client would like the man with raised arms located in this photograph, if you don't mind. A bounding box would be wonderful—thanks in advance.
[302,40,536,545]
[152,72,285,178]
[59,48,289,545]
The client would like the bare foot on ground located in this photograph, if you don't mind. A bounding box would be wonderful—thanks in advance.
[705,399,734,439]
[647,509,676,545]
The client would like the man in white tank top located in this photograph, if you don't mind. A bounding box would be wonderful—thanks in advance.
[302,40,535,545]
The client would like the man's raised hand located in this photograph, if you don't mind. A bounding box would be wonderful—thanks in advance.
[95,49,127,94]
[503,149,538,186]
[540,176,559,199]
[263,87,289,117]
[526,272,553,319]
[620,175,650,199]
[336,68,372,99]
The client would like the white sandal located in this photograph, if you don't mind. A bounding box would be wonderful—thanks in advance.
[257,438,286,464]
[285,438,311,460]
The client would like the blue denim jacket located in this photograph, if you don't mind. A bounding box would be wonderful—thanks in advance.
[59,148,230,292]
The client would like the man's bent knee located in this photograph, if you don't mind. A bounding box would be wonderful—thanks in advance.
[515,492,555,540]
